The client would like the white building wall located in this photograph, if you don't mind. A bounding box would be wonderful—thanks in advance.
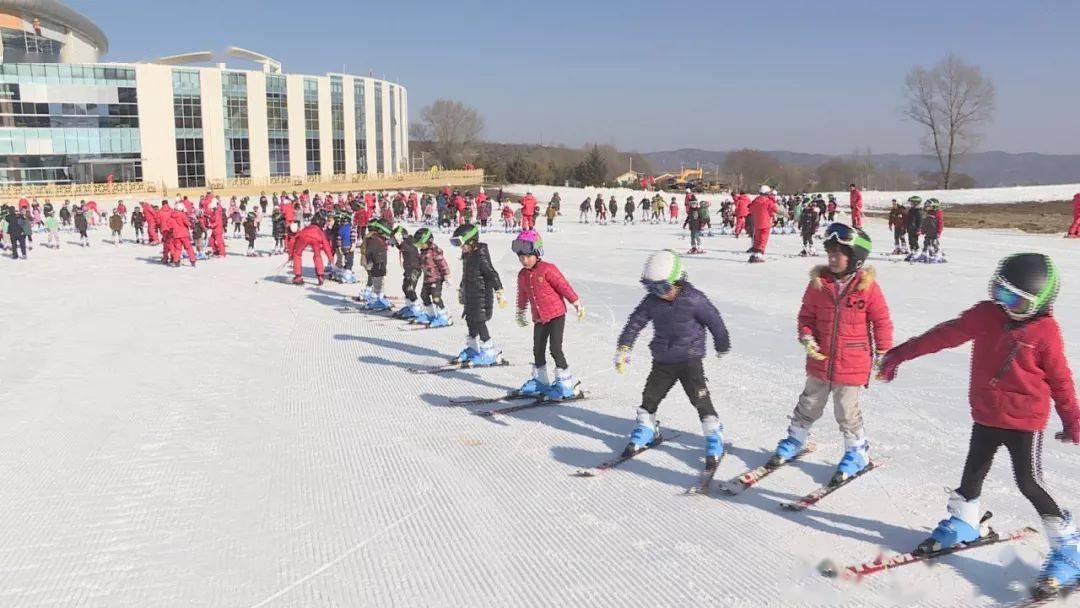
[134,64,177,189]
[200,68,226,186]
[246,71,270,181]
[286,74,305,178]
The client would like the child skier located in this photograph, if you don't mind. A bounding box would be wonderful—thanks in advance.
[545,203,557,233]
[624,196,635,225]
[391,225,423,320]
[131,206,145,244]
[798,202,819,256]
[74,205,89,247]
[45,211,60,249]
[361,219,393,311]
[769,223,894,484]
[613,250,730,463]
[244,211,258,256]
[109,209,123,245]
[918,199,943,262]
[887,199,907,254]
[684,200,705,254]
[904,196,924,261]
[877,253,1079,598]
[451,223,506,365]
[271,209,286,254]
[579,198,591,224]
[411,227,453,327]
[512,230,586,400]
[501,203,514,233]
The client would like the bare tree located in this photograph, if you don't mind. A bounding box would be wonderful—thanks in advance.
[903,55,995,189]
[419,99,484,168]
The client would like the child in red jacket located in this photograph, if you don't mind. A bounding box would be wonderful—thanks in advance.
[771,223,894,484]
[512,230,585,400]
[879,253,1079,595]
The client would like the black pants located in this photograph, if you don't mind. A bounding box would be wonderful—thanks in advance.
[135,226,144,239]
[420,282,443,307]
[640,358,716,419]
[907,228,920,251]
[893,226,905,247]
[801,232,814,248]
[534,315,567,369]
[343,250,354,271]
[10,234,26,257]
[957,423,1063,518]
[466,316,491,342]
[402,269,420,301]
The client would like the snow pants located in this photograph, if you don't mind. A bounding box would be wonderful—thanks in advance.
[893,226,905,248]
[522,214,535,231]
[788,376,863,442]
[851,209,863,229]
[801,231,814,249]
[147,222,159,244]
[957,423,1064,518]
[420,282,444,307]
[690,230,701,249]
[172,236,196,264]
[906,227,920,252]
[734,216,746,237]
[533,315,567,369]
[161,232,174,262]
[752,227,771,253]
[402,269,421,301]
[292,245,326,278]
[1068,215,1080,237]
[210,230,226,256]
[639,358,716,420]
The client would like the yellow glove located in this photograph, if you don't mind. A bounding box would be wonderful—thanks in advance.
[614,345,631,374]
[573,301,586,322]
[800,335,827,361]
[496,291,508,309]
[515,308,528,327]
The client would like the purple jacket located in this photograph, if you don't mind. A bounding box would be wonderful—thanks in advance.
[617,282,730,364]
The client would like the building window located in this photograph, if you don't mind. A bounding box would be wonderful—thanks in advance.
[176,137,205,188]
[226,137,250,179]
[389,85,397,173]
[269,137,289,177]
[266,74,288,133]
[354,80,367,174]
[174,94,202,130]
[306,137,320,175]
[332,138,345,175]
[374,82,384,174]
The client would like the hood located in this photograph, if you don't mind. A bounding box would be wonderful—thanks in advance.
[809,265,876,292]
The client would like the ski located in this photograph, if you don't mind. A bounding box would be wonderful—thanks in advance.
[1019,581,1080,607]
[474,392,588,417]
[686,451,726,495]
[408,359,511,374]
[574,431,683,477]
[718,443,817,495]
[819,524,1038,580]
[449,392,534,406]
[398,323,454,331]
[781,460,884,511]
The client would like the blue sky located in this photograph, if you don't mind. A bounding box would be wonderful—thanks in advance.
[69,0,1080,155]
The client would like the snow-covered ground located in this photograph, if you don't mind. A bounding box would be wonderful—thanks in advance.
[3,216,1079,607]
[505,182,1080,210]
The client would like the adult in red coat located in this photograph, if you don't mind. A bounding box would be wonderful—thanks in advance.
[141,202,159,244]
[453,193,466,223]
[157,202,175,263]
[290,215,334,285]
[733,192,750,237]
[170,209,196,266]
[848,184,864,229]
[208,206,226,256]
[1068,193,1080,238]
[181,195,194,214]
[520,193,537,231]
[748,187,778,259]
[282,201,298,253]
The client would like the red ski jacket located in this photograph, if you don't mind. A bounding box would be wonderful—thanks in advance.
[521,195,537,217]
[1073,193,1080,219]
[734,195,750,218]
[748,194,778,227]
[799,266,894,386]
[171,212,192,240]
[849,188,863,212]
[516,261,579,324]
[885,301,1078,432]
[158,206,174,236]
[291,224,333,259]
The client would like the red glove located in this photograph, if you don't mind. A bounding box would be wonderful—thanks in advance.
[1056,418,1080,444]
[876,350,902,382]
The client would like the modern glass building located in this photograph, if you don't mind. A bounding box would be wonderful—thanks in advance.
[0,0,409,189]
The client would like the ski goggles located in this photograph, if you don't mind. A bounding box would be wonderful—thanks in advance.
[449,226,479,247]
[640,278,675,297]
[991,278,1037,319]
[511,238,542,257]
[823,223,858,246]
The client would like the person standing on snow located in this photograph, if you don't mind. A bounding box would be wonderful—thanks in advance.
[131,206,145,244]
[360,219,394,311]
[904,196,924,262]
[451,223,506,366]
[169,207,197,267]
[1068,193,1080,238]
[877,253,1080,599]
[410,227,452,327]
[849,183,864,229]
[109,208,124,245]
[798,202,819,256]
[513,230,586,401]
[733,190,750,238]
[390,225,423,320]
[767,223,893,484]
[290,212,333,286]
[887,199,907,254]
[748,185,778,263]
[613,249,731,465]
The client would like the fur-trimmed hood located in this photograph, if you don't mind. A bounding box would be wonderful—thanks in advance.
[809,265,876,292]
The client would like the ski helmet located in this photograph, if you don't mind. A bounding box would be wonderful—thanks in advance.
[511,230,544,257]
[989,253,1060,321]
[311,212,327,227]
[450,223,479,247]
[927,198,941,209]
[391,225,410,246]
[412,227,433,246]
[758,185,771,194]
[368,219,392,236]
[823,222,872,274]
[907,195,922,206]
[640,249,686,297]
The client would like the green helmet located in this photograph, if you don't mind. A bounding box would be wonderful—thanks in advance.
[412,227,433,246]
[907,195,922,205]
[368,219,392,236]
[990,253,1060,320]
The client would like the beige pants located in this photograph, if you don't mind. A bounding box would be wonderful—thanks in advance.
[789,375,864,441]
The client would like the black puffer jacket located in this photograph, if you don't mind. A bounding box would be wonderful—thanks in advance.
[460,242,502,320]
[399,239,421,273]
[364,232,388,277]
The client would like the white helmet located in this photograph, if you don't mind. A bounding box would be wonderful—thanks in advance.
[759,185,771,194]
[641,249,686,285]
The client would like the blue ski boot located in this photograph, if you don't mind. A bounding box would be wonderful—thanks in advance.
[467,340,501,366]
[367,294,393,312]
[455,337,479,363]
[393,300,417,319]
[917,491,985,554]
[517,365,550,397]
[1038,512,1080,595]
[768,426,809,467]
[411,305,434,325]
[543,367,581,401]
[427,308,453,328]
[702,415,724,467]
[626,409,658,454]
[832,436,870,484]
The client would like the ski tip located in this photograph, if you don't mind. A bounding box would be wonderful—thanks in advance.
[573,469,597,478]
[471,411,496,418]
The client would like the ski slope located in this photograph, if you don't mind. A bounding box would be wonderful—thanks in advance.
[505,182,1080,210]
[3,217,1079,607]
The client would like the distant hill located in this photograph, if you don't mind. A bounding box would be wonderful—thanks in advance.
[644,149,1080,187]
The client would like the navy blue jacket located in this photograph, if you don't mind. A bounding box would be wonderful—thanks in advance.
[617,282,730,364]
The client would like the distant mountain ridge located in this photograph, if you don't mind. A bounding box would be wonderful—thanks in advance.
[643,149,1080,187]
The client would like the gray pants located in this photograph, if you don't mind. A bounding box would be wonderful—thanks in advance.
[789,376,864,441]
